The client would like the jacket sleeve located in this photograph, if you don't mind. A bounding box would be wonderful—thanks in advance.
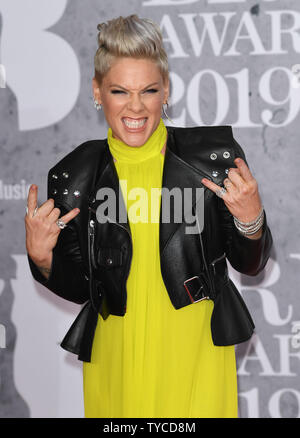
[27,205,90,305]
[217,136,273,276]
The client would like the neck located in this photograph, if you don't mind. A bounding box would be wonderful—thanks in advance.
[107,118,168,164]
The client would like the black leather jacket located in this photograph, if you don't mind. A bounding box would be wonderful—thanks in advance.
[27,125,273,362]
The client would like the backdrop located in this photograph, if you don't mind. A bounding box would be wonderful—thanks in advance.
[0,0,299,418]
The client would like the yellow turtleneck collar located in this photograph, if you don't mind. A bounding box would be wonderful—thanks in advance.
[107,118,167,164]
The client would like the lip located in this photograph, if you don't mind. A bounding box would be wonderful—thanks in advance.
[122,117,148,133]
[123,117,147,121]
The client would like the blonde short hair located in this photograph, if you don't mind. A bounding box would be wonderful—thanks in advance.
[94,15,169,85]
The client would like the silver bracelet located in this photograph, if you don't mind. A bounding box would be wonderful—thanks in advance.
[233,206,264,226]
[234,217,264,235]
[234,212,264,232]
[234,219,264,235]
[233,208,265,236]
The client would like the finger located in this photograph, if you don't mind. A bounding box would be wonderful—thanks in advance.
[227,168,245,189]
[223,178,236,192]
[58,208,81,225]
[201,178,229,199]
[47,207,62,223]
[36,197,57,216]
[27,184,38,217]
[234,158,253,182]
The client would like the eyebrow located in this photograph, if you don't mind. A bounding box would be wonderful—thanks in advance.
[109,82,160,91]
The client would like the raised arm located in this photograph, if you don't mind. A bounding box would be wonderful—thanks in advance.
[26,184,89,304]
[201,138,273,276]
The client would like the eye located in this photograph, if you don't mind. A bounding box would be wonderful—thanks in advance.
[145,88,158,94]
[110,90,126,94]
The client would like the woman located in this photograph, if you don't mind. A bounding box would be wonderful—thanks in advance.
[25,15,273,418]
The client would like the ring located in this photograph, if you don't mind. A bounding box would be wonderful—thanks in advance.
[26,206,38,216]
[56,219,67,229]
[215,187,227,198]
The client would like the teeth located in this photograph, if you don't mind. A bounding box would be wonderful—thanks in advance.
[123,118,147,129]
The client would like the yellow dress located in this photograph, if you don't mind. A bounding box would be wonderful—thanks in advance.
[83,119,238,418]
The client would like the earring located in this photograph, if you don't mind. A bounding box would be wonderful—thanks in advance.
[162,101,174,124]
[94,98,102,111]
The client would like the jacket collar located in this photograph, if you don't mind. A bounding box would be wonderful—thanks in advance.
[89,127,210,255]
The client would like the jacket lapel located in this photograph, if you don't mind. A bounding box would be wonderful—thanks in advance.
[89,142,132,237]
[89,133,211,254]
[159,133,210,254]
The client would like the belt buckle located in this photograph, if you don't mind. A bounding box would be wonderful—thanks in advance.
[183,275,210,304]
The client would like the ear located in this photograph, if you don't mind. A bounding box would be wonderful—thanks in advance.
[92,77,102,104]
[163,77,170,104]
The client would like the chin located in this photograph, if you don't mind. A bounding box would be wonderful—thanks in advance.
[120,132,151,148]
[111,119,159,147]
[124,138,148,147]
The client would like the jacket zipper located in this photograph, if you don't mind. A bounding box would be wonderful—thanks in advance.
[198,232,215,298]
[210,252,226,276]
[89,218,97,270]
[194,210,215,299]
[88,209,101,312]
[101,215,133,314]
[114,222,132,314]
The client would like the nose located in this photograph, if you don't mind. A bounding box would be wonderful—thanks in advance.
[127,93,144,113]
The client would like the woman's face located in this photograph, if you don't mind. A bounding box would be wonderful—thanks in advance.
[93,57,169,147]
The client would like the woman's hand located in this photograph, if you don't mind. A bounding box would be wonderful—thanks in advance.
[201,158,263,239]
[25,184,80,271]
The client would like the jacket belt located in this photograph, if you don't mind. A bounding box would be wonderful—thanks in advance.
[183,271,212,303]
[183,252,228,305]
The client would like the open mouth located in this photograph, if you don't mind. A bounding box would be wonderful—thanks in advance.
[122,117,148,130]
